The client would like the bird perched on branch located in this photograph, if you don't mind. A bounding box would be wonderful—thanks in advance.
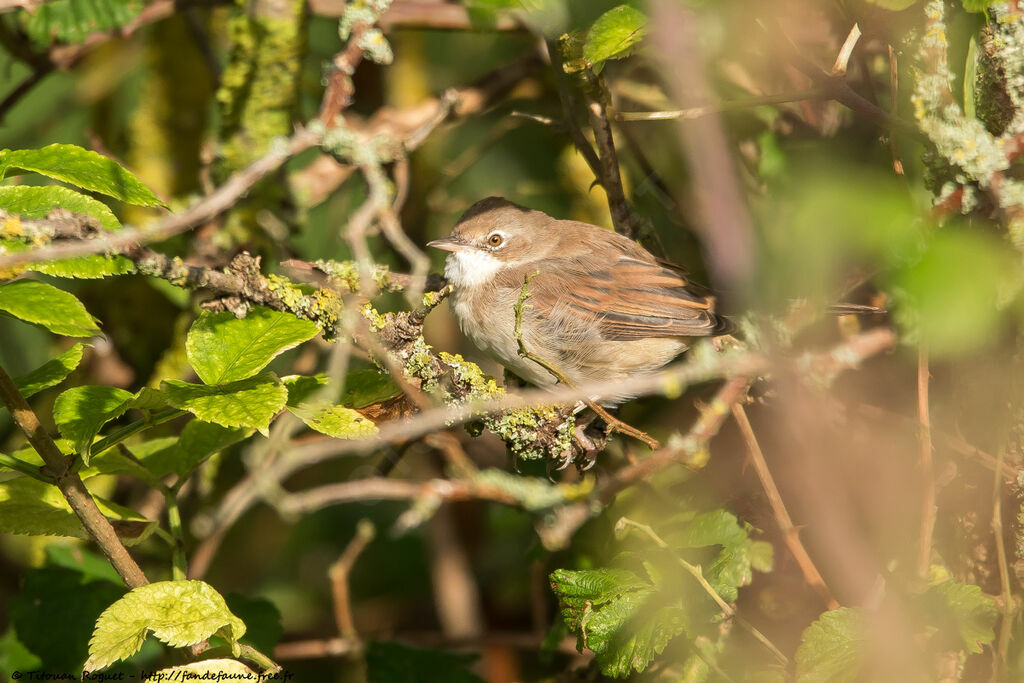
[428,197,729,405]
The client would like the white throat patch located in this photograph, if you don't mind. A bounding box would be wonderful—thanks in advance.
[444,249,503,288]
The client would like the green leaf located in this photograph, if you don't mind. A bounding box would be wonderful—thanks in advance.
[961,0,997,11]
[32,254,137,279]
[0,477,154,543]
[53,385,134,461]
[10,565,125,672]
[283,373,328,407]
[583,5,648,68]
[161,373,288,434]
[0,628,42,680]
[865,0,918,8]
[186,307,319,384]
[342,368,402,408]
[157,419,251,478]
[290,403,378,439]
[21,0,145,44]
[0,185,120,230]
[795,607,867,683]
[13,342,87,398]
[148,660,257,679]
[923,580,998,654]
[550,567,688,678]
[0,279,100,337]
[225,593,283,655]
[44,544,123,585]
[0,144,163,207]
[85,580,247,672]
[366,641,485,683]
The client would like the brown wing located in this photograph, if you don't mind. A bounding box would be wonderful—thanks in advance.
[525,256,726,341]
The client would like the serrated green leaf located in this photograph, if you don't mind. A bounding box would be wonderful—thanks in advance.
[10,565,125,672]
[128,386,169,412]
[795,607,867,683]
[0,279,100,337]
[583,5,647,67]
[282,373,328,407]
[21,0,145,44]
[0,185,120,230]
[290,403,378,438]
[342,368,402,408]
[923,580,998,654]
[0,144,163,207]
[186,307,319,384]
[13,342,87,398]
[366,641,485,683]
[53,385,133,461]
[161,373,288,433]
[85,580,247,671]
[0,477,153,543]
[148,660,257,679]
[31,254,136,279]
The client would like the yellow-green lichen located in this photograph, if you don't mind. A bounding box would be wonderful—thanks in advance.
[266,273,343,335]
[438,352,504,399]
[315,259,396,292]
[403,335,438,387]
[360,302,387,330]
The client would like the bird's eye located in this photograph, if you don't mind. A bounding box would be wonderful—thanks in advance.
[487,233,504,247]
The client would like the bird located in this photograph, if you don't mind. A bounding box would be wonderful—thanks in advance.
[427,197,728,405]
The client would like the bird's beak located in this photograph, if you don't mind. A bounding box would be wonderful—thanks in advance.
[426,236,467,252]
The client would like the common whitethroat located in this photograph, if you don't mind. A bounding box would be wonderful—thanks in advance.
[428,197,727,404]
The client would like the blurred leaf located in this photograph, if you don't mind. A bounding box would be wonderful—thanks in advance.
[86,580,246,671]
[186,307,319,384]
[161,373,288,434]
[366,640,484,683]
[21,0,145,44]
[10,565,125,672]
[962,0,998,11]
[583,5,648,69]
[225,593,283,655]
[0,628,41,679]
[290,403,378,439]
[795,607,866,683]
[44,544,123,585]
[550,567,688,678]
[892,229,1015,357]
[341,368,401,409]
[865,0,918,8]
[13,342,87,398]
[161,419,251,478]
[53,385,133,460]
[282,373,328,407]
[0,477,154,542]
[922,579,997,654]
[31,254,136,279]
[0,143,163,207]
[0,185,120,230]
[472,468,586,511]
[0,279,100,337]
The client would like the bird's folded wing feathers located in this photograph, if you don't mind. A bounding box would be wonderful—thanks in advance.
[526,256,723,341]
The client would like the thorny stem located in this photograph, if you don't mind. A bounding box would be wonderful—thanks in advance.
[0,362,149,588]
[513,274,660,450]
[616,517,788,667]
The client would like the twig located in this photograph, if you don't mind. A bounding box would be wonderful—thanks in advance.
[0,129,320,270]
[831,24,862,76]
[279,477,520,515]
[513,275,660,449]
[992,446,1014,671]
[329,519,376,643]
[0,66,53,123]
[0,363,149,588]
[308,0,523,31]
[616,517,788,666]
[616,87,829,121]
[888,45,906,176]
[916,345,935,580]
[731,403,839,610]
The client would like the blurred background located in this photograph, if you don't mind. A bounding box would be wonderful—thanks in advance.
[2,0,1024,680]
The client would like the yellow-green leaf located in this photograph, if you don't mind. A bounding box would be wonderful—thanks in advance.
[161,373,288,434]
[13,342,88,399]
[0,279,100,337]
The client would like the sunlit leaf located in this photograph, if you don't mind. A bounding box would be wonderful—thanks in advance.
[53,385,133,461]
[583,5,648,68]
[0,279,100,337]
[85,580,246,671]
[186,307,319,384]
[13,342,87,398]
[0,144,163,207]
[161,373,288,434]
[31,255,136,279]
[290,403,378,439]
[0,185,120,230]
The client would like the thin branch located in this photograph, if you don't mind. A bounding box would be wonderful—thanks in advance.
[992,447,1014,670]
[916,345,935,580]
[831,23,862,76]
[0,66,53,123]
[731,403,839,610]
[615,87,829,121]
[279,477,520,516]
[0,363,149,588]
[308,0,523,31]
[329,519,376,643]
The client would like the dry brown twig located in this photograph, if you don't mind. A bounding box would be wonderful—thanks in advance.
[329,520,376,643]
